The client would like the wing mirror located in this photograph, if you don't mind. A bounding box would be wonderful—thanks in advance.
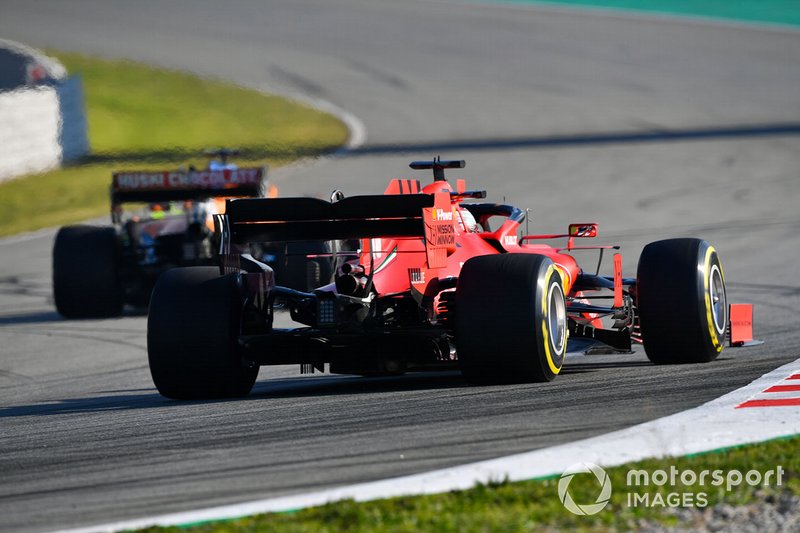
[568,223,598,238]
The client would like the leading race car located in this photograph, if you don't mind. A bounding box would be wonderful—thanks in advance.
[147,158,741,399]
[53,150,271,318]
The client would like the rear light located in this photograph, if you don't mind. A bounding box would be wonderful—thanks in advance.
[317,298,336,325]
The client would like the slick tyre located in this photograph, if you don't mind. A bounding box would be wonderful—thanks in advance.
[147,267,258,399]
[53,225,123,318]
[456,254,567,383]
[637,238,727,364]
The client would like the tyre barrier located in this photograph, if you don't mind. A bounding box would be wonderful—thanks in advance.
[0,39,88,182]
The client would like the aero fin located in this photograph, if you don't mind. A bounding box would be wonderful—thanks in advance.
[613,253,623,308]
[729,303,763,347]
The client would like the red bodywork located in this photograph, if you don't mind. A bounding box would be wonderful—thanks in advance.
[361,178,581,316]
[218,160,639,370]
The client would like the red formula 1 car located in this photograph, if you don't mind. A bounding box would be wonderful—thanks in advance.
[147,159,738,399]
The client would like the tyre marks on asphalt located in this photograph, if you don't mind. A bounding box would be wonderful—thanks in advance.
[0,275,50,298]
[0,318,147,353]
[48,359,800,533]
[50,357,800,533]
[0,369,36,384]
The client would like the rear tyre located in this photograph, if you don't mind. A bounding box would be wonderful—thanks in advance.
[637,238,727,364]
[147,267,258,399]
[53,225,123,318]
[456,254,567,383]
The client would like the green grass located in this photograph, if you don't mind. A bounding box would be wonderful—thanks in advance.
[0,52,348,237]
[135,435,799,532]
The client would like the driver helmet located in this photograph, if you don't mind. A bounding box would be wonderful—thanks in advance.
[149,203,166,219]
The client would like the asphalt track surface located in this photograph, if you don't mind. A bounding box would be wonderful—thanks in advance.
[1,1,799,531]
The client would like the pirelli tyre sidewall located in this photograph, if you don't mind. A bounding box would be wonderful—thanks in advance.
[539,261,568,378]
[456,253,566,383]
[637,238,727,364]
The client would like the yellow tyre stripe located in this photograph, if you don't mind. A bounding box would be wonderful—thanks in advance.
[540,264,563,375]
[703,246,723,353]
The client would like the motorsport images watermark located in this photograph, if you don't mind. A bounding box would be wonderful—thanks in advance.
[558,463,612,515]
[558,462,785,515]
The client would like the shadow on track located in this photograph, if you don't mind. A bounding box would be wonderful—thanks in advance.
[0,359,660,417]
[345,121,800,156]
[0,374,469,417]
[0,392,168,418]
[250,357,656,398]
[0,311,64,325]
[561,360,655,374]
[0,307,147,325]
[65,122,800,167]
[250,371,469,399]
[80,143,342,165]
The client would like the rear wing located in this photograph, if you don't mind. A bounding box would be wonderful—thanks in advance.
[216,191,455,269]
[219,194,435,243]
[110,167,266,205]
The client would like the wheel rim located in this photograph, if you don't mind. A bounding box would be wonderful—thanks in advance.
[548,282,567,355]
[709,264,727,335]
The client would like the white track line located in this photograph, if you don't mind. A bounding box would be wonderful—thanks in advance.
[53,356,800,533]
[256,85,368,185]
[0,226,57,246]
[305,96,367,154]
[0,216,108,246]
[253,82,366,154]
